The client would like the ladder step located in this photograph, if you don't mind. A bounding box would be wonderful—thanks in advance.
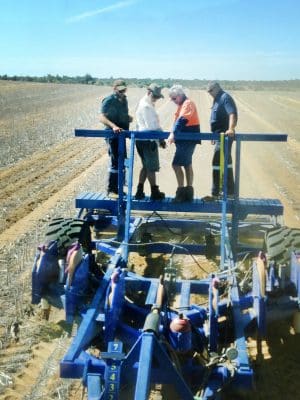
[76,192,283,217]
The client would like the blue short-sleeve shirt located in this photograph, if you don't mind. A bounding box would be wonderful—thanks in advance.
[210,90,238,133]
[101,93,130,130]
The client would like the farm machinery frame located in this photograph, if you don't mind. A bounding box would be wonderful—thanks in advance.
[31,129,300,399]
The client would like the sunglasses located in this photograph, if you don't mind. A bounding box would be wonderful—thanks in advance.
[171,96,178,101]
[118,89,127,94]
[208,87,217,93]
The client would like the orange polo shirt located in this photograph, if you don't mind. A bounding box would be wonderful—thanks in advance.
[174,98,200,127]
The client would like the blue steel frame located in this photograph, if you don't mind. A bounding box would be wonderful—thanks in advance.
[75,128,287,264]
[58,129,288,400]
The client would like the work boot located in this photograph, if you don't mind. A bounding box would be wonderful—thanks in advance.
[211,189,219,197]
[135,183,145,200]
[184,186,194,202]
[107,190,118,198]
[42,308,51,321]
[150,185,165,201]
[172,187,186,203]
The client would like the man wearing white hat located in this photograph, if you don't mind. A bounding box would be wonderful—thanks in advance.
[134,84,165,200]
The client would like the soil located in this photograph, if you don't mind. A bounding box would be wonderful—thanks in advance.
[0,81,300,399]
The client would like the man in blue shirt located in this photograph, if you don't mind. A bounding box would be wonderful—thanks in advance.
[208,81,238,197]
[100,80,132,196]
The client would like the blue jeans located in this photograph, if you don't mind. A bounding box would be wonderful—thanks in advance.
[107,137,127,193]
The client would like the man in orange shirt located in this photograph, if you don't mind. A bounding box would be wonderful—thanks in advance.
[167,85,201,202]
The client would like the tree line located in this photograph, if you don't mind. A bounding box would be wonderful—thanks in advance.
[0,73,299,91]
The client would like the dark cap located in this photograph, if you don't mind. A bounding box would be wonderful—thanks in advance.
[148,83,164,98]
[113,79,127,91]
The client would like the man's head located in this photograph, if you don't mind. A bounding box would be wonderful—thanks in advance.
[113,79,127,97]
[147,83,164,101]
[207,81,221,98]
[169,84,186,105]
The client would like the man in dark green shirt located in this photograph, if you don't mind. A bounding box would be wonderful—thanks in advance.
[100,80,132,195]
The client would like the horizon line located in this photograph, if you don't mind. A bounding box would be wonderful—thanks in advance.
[0,74,299,83]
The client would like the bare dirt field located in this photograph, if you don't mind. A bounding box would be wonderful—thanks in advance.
[0,81,300,399]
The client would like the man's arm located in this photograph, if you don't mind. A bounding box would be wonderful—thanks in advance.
[99,113,122,133]
[226,113,237,137]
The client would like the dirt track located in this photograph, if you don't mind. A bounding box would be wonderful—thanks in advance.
[0,81,300,399]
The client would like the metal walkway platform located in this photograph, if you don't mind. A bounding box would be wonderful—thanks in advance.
[76,192,283,218]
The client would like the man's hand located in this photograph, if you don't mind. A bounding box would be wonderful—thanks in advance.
[225,128,235,137]
[159,139,166,149]
[167,132,175,145]
[112,124,123,133]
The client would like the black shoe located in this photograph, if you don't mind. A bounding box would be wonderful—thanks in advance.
[172,187,186,203]
[184,186,194,202]
[135,183,145,200]
[150,185,165,201]
[135,190,145,200]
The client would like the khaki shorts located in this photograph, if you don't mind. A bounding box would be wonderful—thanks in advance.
[136,140,159,172]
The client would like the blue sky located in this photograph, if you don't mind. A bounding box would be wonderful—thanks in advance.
[1,0,299,80]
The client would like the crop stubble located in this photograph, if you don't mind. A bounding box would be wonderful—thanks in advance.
[0,81,300,399]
